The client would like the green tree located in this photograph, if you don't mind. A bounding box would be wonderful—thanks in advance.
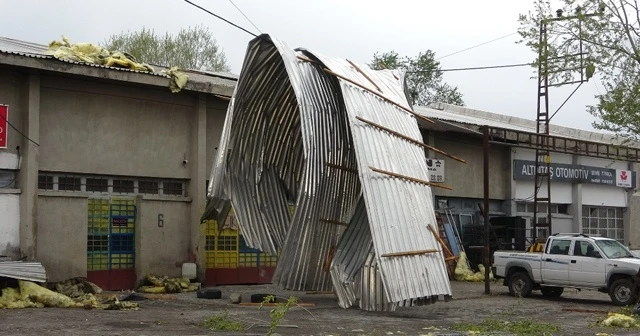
[103,25,230,72]
[370,51,465,106]
[518,0,640,139]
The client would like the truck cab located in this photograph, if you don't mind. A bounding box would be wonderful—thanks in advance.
[493,233,640,306]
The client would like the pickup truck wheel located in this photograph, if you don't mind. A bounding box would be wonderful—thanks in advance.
[508,272,533,298]
[541,287,564,298]
[609,278,637,306]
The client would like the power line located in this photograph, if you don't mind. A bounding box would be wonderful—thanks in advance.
[407,62,532,73]
[0,108,39,146]
[436,32,518,60]
[227,0,261,34]
[184,0,258,37]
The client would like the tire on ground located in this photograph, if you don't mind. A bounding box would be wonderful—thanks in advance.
[251,293,276,303]
[508,271,533,298]
[540,286,564,298]
[609,278,637,306]
[196,287,222,299]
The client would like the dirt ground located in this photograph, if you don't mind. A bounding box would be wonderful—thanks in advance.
[0,280,638,336]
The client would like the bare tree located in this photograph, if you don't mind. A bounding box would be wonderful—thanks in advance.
[104,25,230,72]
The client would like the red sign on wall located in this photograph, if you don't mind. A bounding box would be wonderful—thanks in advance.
[0,105,7,149]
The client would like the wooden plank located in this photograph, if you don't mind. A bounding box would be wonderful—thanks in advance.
[239,302,316,307]
[381,249,439,258]
[305,291,336,295]
[369,166,453,190]
[347,59,381,92]
[356,116,466,164]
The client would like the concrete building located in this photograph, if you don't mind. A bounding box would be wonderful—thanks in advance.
[0,37,237,289]
[416,103,640,249]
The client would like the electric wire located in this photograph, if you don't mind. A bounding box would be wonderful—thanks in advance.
[436,32,519,60]
[184,0,258,37]
[0,108,39,146]
[227,0,261,34]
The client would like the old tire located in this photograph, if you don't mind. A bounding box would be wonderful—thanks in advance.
[508,272,533,298]
[251,293,276,303]
[196,288,222,299]
[609,278,637,306]
[541,286,564,298]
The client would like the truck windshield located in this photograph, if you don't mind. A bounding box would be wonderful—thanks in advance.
[595,240,635,259]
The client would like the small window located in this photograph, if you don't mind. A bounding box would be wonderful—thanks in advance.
[558,204,569,214]
[547,239,571,255]
[139,181,159,194]
[216,235,237,251]
[516,203,526,213]
[58,176,81,191]
[113,179,134,193]
[86,178,108,192]
[38,175,53,190]
[163,181,184,196]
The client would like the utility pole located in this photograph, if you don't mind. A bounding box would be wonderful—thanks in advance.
[531,6,600,246]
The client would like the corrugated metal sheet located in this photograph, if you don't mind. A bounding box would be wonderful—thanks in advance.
[206,34,452,310]
[0,261,47,282]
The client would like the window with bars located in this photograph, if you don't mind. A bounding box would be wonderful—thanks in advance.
[38,172,186,197]
[87,178,108,192]
[163,181,184,196]
[113,179,134,193]
[139,180,159,194]
[38,175,54,190]
[582,206,624,242]
[58,176,81,191]
[516,203,570,215]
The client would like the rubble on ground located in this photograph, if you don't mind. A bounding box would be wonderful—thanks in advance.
[454,252,494,282]
[600,313,640,328]
[137,274,199,294]
[46,277,102,298]
[0,279,138,310]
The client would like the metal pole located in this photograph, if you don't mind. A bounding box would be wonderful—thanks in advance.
[483,126,490,294]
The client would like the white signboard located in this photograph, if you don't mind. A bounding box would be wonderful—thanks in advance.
[616,169,633,188]
[426,158,445,182]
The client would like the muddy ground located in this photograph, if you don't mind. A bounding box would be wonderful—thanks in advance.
[0,280,637,335]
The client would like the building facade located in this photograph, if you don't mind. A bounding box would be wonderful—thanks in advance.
[416,104,640,248]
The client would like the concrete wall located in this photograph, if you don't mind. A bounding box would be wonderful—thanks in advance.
[429,132,510,200]
[136,197,191,281]
[0,192,20,258]
[0,68,26,155]
[39,76,196,179]
[36,194,87,281]
[206,97,228,176]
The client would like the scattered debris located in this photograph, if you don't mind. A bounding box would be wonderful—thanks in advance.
[600,313,640,328]
[0,280,138,310]
[0,261,47,282]
[162,67,189,93]
[454,252,493,282]
[47,277,102,298]
[138,274,199,294]
[562,308,610,314]
[47,36,189,93]
[451,318,560,335]
[240,302,315,307]
[196,287,222,299]
[204,311,245,331]
[230,293,242,304]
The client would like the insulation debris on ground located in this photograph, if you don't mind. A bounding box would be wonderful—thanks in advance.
[600,313,640,328]
[137,275,199,294]
[46,277,102,298]
[47,36,188,92]
[0,280,138,310]
[454,252,493,282]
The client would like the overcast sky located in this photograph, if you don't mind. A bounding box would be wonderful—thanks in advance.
[2,0,604,132]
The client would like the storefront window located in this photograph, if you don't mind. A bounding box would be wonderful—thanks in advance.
[582,206,624,242]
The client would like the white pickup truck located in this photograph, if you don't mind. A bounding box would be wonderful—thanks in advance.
[492,233,640,306]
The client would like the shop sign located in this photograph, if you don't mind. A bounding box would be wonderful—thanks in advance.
[426,158,445,182]
[513,159,636,188]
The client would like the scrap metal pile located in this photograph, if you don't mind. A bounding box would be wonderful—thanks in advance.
[204,34,456,311]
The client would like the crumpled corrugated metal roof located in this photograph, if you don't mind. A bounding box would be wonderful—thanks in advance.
[207,34,452,311]
[0,36,238,85]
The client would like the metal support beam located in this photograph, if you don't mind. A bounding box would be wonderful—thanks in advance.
[483,126,491,295]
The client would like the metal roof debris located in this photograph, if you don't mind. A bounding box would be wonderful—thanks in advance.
[206,34,453,311]
[0,261,47,283]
